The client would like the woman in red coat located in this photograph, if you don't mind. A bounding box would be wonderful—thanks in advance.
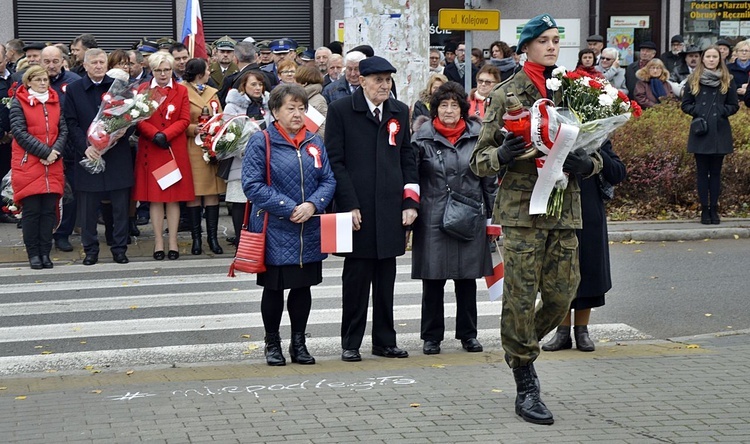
[133,52,195,260]
[9,65,68,269]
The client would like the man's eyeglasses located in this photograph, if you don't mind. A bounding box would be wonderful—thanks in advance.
[476,79,495,85]
[600,57,613,61]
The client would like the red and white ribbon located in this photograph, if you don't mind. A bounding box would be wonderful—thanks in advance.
[165,104,176,120]
[528,99,579,215]
[387,118,400,146]
[210,99,220,115]
[307,145,322,168]
[403,183,420,203]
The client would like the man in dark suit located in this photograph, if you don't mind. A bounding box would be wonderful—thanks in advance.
[217,41,276,107]
[325,56,419,362]
[64,48,134,265]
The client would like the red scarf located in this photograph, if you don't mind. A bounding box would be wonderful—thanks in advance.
[274,122,306,149]
[433,117,466,145]
[523,61,550,98]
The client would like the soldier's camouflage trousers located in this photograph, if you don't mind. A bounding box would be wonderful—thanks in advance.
[501,226,580,368]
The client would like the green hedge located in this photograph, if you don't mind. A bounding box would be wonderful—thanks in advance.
[608,99,750,220]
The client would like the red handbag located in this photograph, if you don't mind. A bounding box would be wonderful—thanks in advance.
[228,131,270,277]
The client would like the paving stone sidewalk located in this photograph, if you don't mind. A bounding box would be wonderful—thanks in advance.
[2,331,748,443]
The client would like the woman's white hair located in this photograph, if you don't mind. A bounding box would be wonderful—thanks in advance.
[601,47,619,61]
[148,52,175,71]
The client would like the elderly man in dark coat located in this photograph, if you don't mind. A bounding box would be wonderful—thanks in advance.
[325,56,419,362]
[64,48,134,265]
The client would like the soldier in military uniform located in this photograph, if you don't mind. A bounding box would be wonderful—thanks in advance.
[470,14,602,426]
[209,36,239,90]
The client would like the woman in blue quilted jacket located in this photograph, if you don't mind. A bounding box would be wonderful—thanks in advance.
[242,84,336,366]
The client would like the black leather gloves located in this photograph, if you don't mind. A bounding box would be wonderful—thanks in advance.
[495,130,528,165]
[563,148,594,175]
[152,132,170,149]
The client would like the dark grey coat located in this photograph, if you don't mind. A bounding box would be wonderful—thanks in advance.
[410,118,495,279]
[681,80,739,155]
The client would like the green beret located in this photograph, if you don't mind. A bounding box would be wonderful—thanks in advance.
[517,14,558,53]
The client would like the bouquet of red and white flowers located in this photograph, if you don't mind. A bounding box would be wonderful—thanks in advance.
[527,67,642,217]
[195,114,261,164]
[1,171,21,220]
[82,80,166,174]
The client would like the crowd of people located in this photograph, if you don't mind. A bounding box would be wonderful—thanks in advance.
[5,16,745,427]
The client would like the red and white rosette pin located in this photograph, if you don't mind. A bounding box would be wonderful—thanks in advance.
[387,118,400,146]
[307,144,322,168]
[209,99,220,115]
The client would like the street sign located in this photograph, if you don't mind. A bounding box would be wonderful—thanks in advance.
[438,8,500,31]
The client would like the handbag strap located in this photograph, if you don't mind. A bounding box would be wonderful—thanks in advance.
[242,130,271,230]
[436,149,453,194]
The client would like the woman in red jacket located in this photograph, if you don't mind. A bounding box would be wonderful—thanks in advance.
[9,65,68,269]
[133,52,195,260]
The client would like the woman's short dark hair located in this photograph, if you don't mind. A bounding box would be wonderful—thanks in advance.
[576,48,596,68]
[107,49,129,70]
[238,70,267,94]
[183,58,207,83]
[268,83,309,114]
[476,64,501,83]
[490,40,512,58]
[429,81,469,120]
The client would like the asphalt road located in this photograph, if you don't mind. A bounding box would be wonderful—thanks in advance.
[1,237,748,375]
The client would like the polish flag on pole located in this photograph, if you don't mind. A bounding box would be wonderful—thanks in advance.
[320,212,353,253]
[181,0,208,60]
[304,106,326,133]
[486,260,504,301]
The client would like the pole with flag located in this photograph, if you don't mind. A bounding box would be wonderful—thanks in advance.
[181,0,208,60]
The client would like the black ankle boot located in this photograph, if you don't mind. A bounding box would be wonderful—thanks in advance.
[709,206,720,224]
[574,325,595,352]
[541,326,572,352]
[205,205,223,254]
[700,206,711,225]
[289,332,315,365]
[512,365,554,425]
[264,332,286,366]
[187,206,203,255]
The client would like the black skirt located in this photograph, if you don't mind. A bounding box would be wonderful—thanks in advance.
[571,294,605,310]
[257,261,323,291]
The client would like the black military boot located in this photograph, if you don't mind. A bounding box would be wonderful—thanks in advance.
[700,205,711,225]
[512,366,554,425]
[574,325,595,352]
[264,332,286,366]
[289,332,315,365]
[187,206,203,255]
[542,325,572,351]
[205,205,224,254]
[709,205,720,225]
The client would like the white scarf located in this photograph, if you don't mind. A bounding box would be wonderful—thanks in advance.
[28,89,49,104]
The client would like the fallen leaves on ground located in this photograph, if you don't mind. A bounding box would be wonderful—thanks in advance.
[15,396,26,400]
[91,390,102,394]
[409,403,420,408]
[491,389,503,393]
[430,364,445,369]
[686,344,700,349]
[126,370,134,376]
[241,334,250,339]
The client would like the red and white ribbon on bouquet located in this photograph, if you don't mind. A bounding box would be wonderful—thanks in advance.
[528,99,579,215]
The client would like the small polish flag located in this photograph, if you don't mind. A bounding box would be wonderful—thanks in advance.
[486,261,504,301]
[320,212,353,253]
[304,106,326,132]
[152,159,182,190]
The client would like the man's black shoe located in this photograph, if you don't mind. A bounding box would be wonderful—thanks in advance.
[423,340,441,355]
[135,216,149,226]
[372,345,408,358]
[40,255,54,269]
[341,349,362,362]
[461,338,484,352]
[82,253,98,266]
[54,237,74,252]
[113,253,129,264]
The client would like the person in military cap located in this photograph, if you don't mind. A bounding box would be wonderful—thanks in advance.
[325,55,419,364]
[210,35,239,90]
[586,34,605,60]
[256,40,274,68]
[625,41,659,99]
[470,13,602,426]
[156,37,176,53]
[297,48,316,67]
[269,38,297,64]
